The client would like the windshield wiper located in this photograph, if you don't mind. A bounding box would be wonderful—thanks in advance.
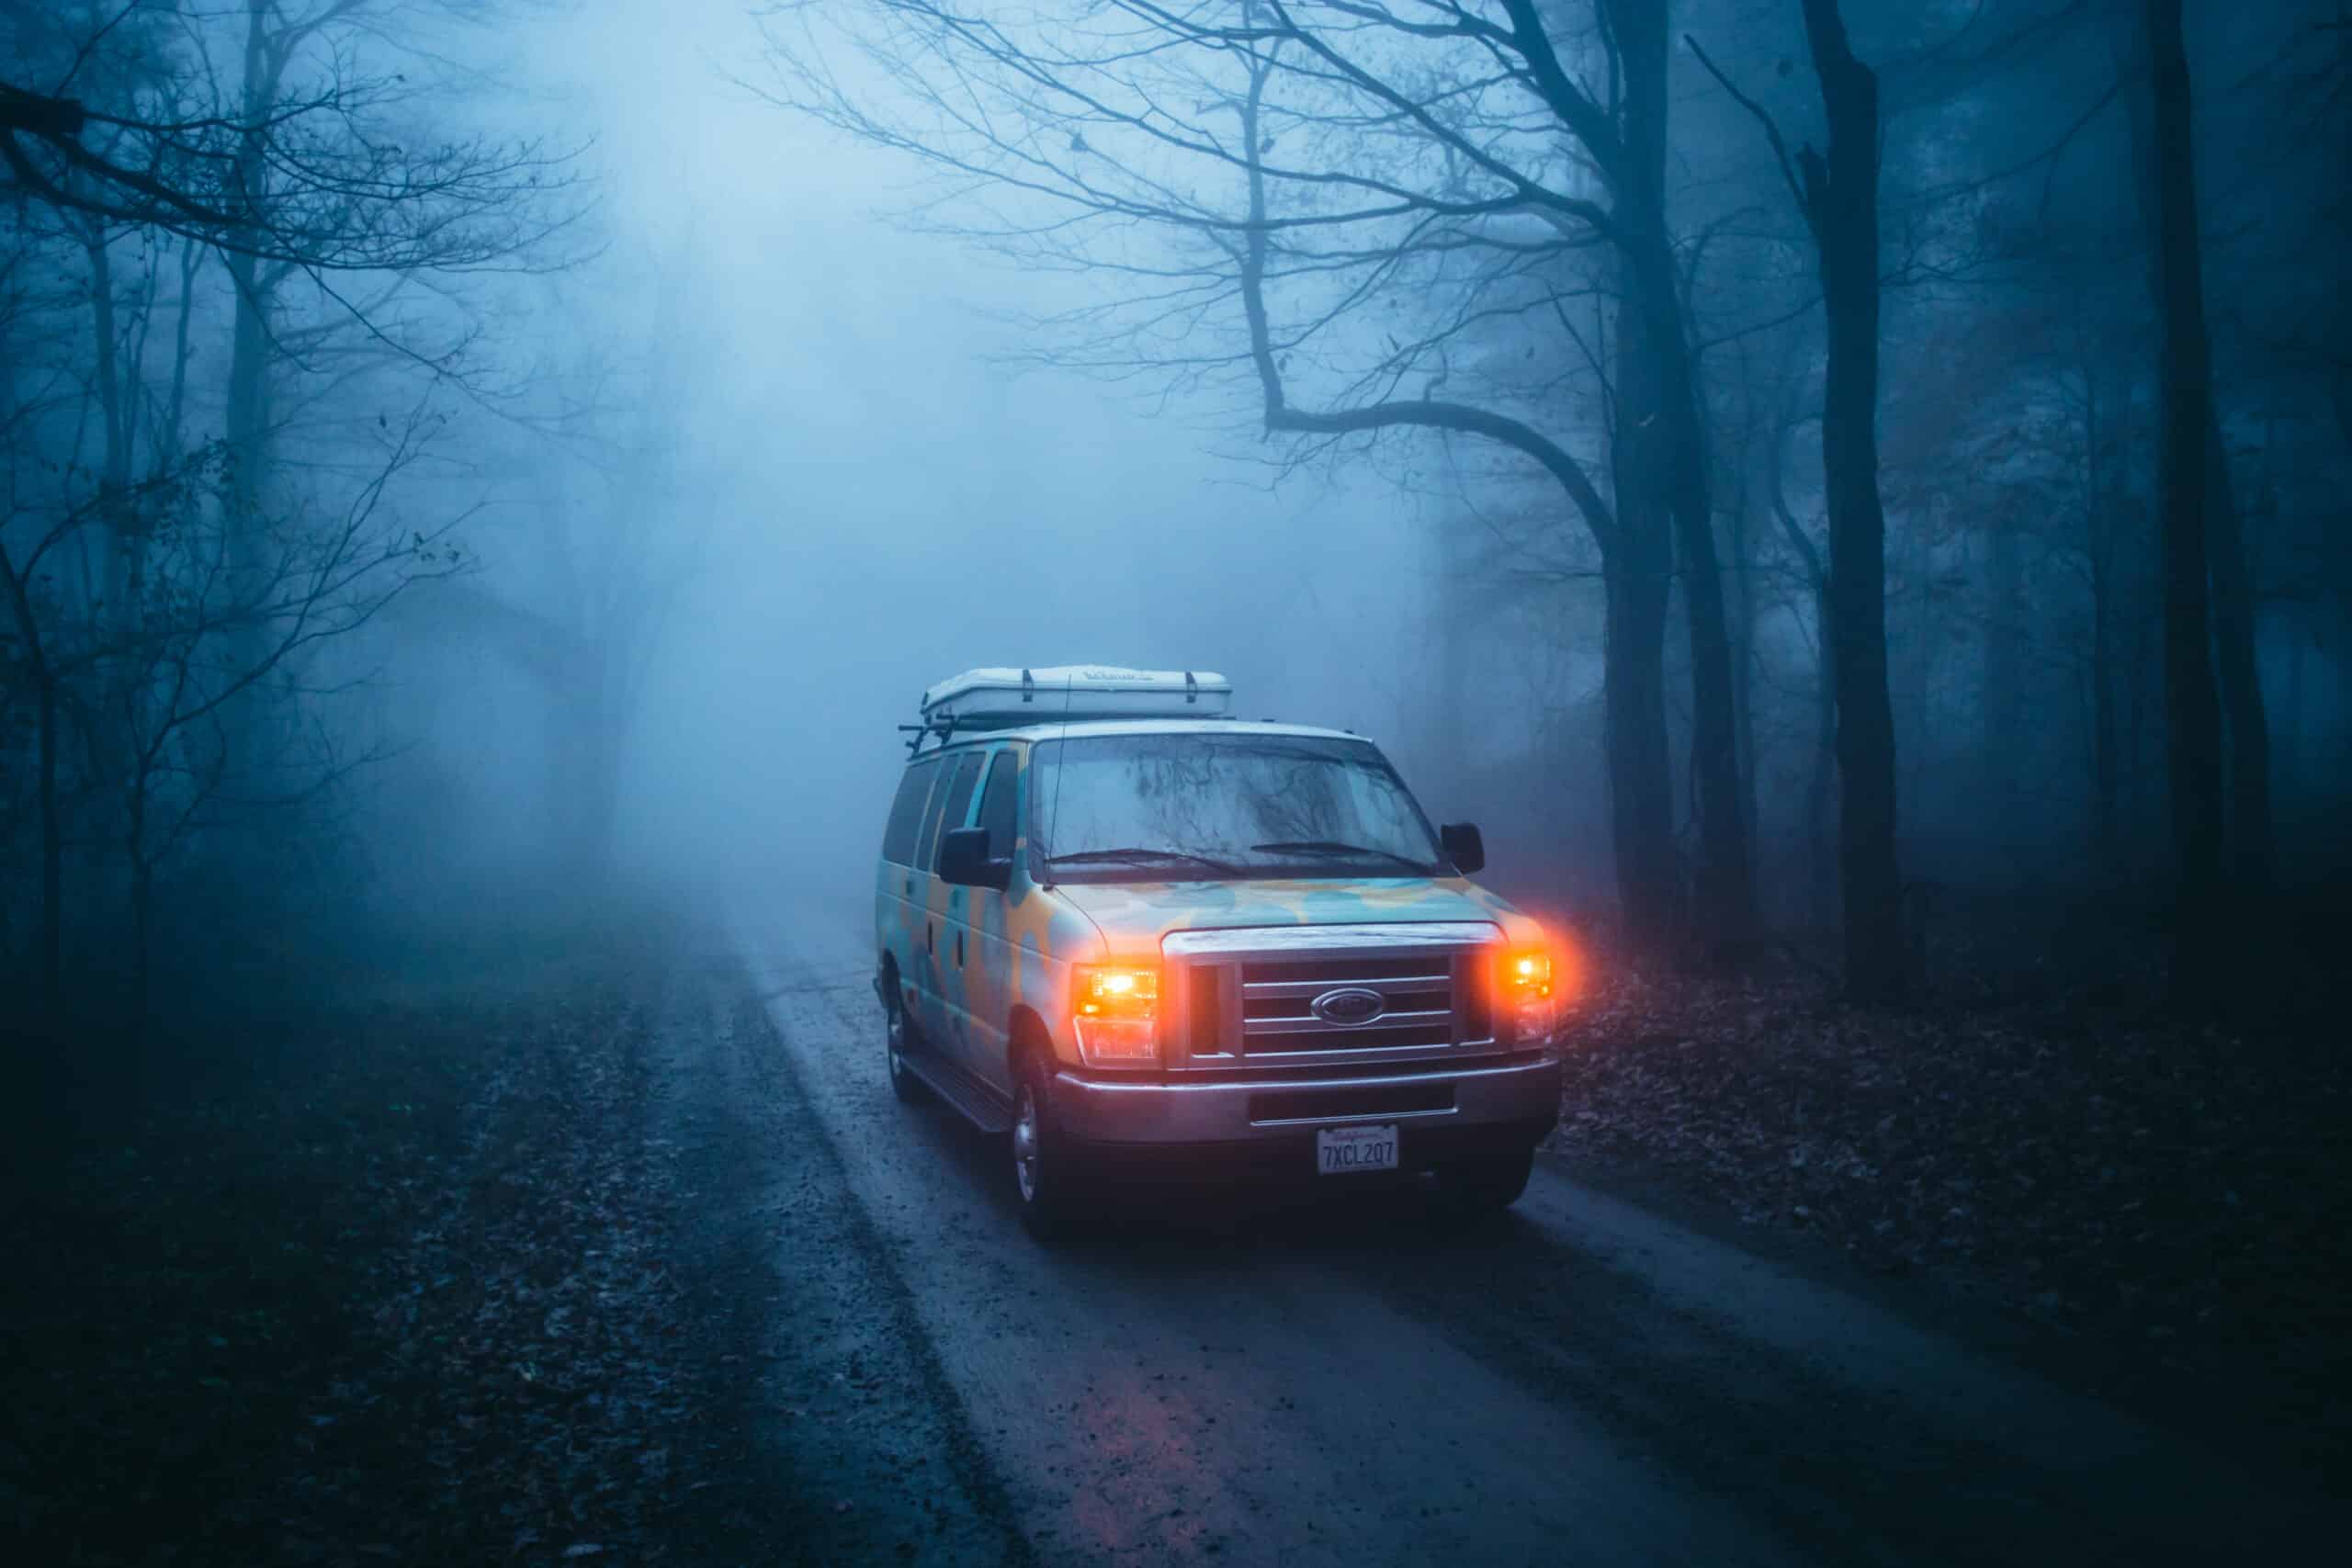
[1046,847,1242,875]
[1250,840,1436,874]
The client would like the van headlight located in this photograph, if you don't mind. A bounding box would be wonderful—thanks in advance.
[1072,964,1159,1065]
[1501,948,1560,1045]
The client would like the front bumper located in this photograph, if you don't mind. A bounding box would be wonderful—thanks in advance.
[1048,1052,1562,1152]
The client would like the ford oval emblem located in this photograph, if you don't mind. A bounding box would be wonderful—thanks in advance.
[1310,987,1385,1027]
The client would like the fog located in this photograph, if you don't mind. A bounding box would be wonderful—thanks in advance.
[15,11,2352,1558]
[390,0,1461,926]
[6,0,2347,1017]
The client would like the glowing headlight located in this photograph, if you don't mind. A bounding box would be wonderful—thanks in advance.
[1509,951,1554,997]
[1501,946,1562,1045]
[1072,964,1159,1065]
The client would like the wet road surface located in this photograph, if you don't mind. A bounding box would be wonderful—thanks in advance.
[707,898,2333,1566]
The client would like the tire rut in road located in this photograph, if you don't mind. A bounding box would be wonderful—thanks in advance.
[653,942,1032,1566]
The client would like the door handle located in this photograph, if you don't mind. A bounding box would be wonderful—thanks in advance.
[928,919,936,954]
[955,931,966,968]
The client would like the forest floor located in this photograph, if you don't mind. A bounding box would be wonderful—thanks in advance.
[0,907,1012,1568]
[1543,897,2351,1475]
[2,919,712,1565]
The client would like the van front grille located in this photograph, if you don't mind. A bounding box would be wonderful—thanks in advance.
[1159,922,1504,1071]
[1238,954,1453,1055]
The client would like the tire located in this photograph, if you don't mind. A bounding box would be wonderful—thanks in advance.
[1434,1144,1534,1217]
[882,978,930,1105]
[1011,1050,1084,1241]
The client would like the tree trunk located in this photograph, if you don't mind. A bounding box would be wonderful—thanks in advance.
[2201,416,2269,891]
[2141,0,2228,1006]
[1728,465,1759,865]
[223,250,271,556]
[34,665,60,1009]
[1799,0,1906,1002]
[2114,0,2268,894]
[1764,416,1836,936]
[1,544,61,1008]
[1664,381,1753,953]
[129,794,152,1032]
[1808,580,1838,933]
[220,6,283,766]
[2080,355,2125,879]
[2278,602,2303,805]
[2119,0,2257,951]
[1611,0,1754,952]
[1603,522,1677,951]
[85,220,134,614]
[2090,543,2123,879]
[1607,240,1685,955]
[1430,515,1476,802]
[1982,519,2023,822]
[1609,284,1679,955]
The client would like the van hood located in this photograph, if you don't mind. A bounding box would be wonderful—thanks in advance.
[1051,876,1538,953]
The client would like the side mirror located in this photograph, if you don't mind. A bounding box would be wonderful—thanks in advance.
[938,826,1012,890]
[1440,822,1486,875]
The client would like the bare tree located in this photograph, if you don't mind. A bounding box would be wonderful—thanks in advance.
[3,1,582,1012]
[2109,0,2270,898]
[107,412,457,1014]
[3,6,577,271]
[2138,0,2225,1006]
[763,0,1759,952]
[1690,1,1905,999]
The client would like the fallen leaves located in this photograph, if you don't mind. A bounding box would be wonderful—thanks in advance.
[1546,941,2352,1409]
[1,926,729,1566]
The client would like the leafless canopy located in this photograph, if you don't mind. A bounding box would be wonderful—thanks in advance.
[757,2,1630,525]
[3,3,585,272]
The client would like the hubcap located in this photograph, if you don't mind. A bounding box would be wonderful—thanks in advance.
[887,1000,905,1075]
[1012,1088,1040,1203]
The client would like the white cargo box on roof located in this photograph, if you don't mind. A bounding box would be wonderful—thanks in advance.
[921,666,1233,727]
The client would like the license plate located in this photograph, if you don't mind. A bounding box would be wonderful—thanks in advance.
[1317,1123,1399,1175]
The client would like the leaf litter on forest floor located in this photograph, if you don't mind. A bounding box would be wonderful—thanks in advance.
[1544,952,2350,1423]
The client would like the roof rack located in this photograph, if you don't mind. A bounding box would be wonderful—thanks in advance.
[903,667,1232,752]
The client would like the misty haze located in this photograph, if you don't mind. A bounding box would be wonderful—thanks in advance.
[4,1,2346,1563]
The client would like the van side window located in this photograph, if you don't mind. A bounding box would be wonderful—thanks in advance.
[882,758,939,865]
[921,752,985,873]
[977,750,1018,861]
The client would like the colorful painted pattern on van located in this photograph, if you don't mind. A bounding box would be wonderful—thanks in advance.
[875,738,1548,1094]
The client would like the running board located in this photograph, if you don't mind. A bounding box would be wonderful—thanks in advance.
[903,1041,1015,1134]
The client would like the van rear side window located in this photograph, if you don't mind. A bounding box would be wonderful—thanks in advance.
[882,758,939,865]
[920,752,985,873]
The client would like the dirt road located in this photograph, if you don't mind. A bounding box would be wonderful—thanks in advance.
[699,897,2335,1566]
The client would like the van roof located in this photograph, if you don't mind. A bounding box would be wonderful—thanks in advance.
[910,717,1368,754]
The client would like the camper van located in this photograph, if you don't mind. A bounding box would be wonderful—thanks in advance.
[873,666,1566,1237]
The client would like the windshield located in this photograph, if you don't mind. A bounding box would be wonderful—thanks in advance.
[1030,732,1445,882]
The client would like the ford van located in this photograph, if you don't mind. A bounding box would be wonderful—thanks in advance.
[873,667,1567,1237]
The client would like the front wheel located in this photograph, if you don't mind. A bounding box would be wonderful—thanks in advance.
[883,982,929,1105]
[1433,1145,1534,1217]
[1011,1052,1084,1241]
